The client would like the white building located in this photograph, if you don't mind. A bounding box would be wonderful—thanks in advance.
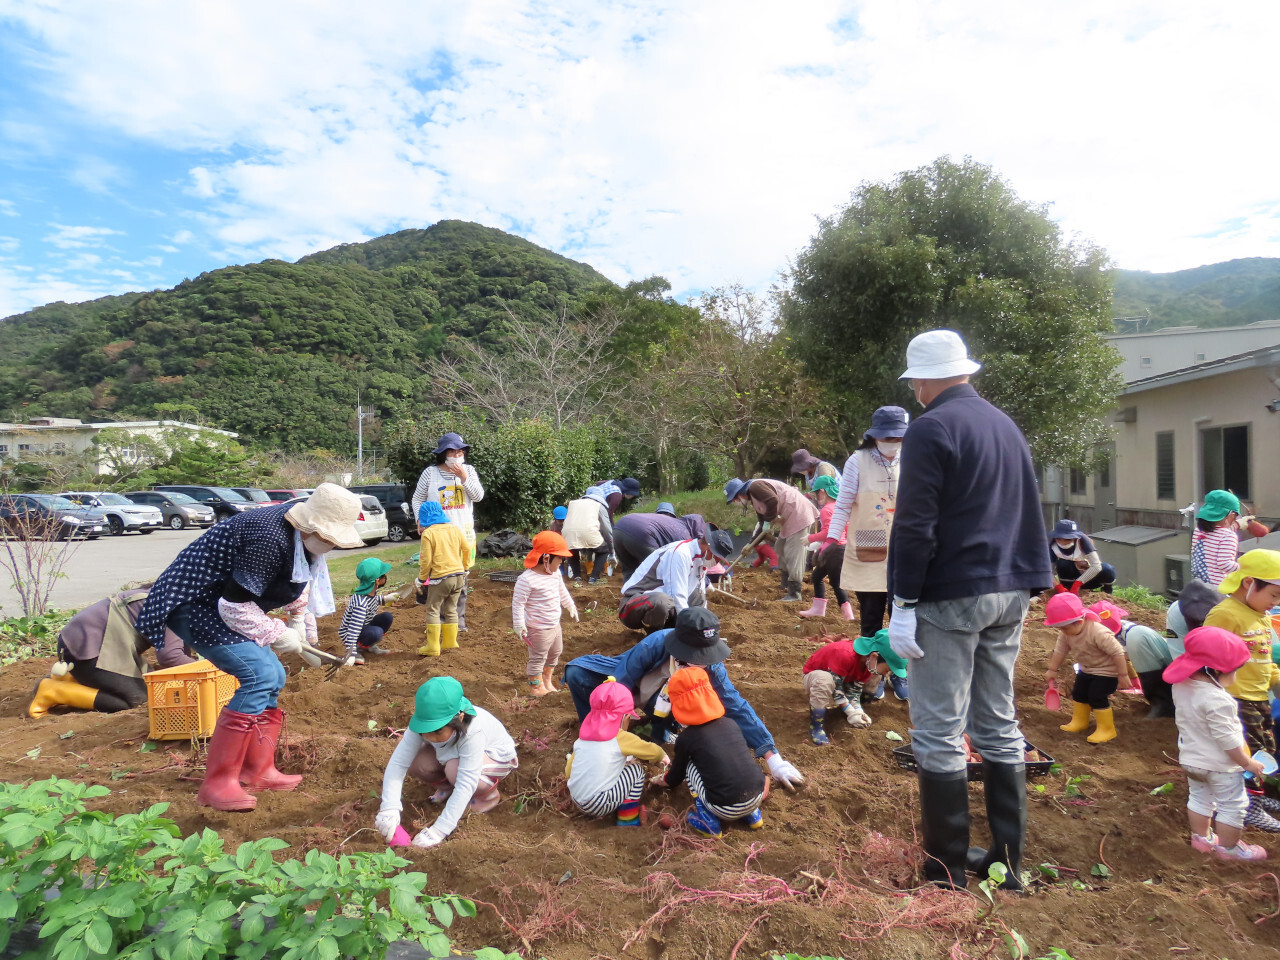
[0,417,238,475]
[1106,318,1280,381]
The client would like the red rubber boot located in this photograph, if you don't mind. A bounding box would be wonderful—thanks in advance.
[196,709,258,812]
[241,707,303,792]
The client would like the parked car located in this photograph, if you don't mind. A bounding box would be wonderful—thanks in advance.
[58,491,164,536]
[123,490,217,530]
[352,495,389,546]
[232,487,286,506]
[152,485,259,522]
[0,494,107,540]
[265,488,315,502]
[347,483,418,542]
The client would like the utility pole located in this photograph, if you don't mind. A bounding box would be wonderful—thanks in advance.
[356,395,374,482]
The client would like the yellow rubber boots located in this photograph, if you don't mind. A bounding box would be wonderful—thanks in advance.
[440,623,460,651]
[1059,701,1091,733]
[419,623,442,657]
[1087,708,1118,744]
[29,675,99,718]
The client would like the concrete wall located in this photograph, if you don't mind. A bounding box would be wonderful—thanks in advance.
[1108,320,1280,381]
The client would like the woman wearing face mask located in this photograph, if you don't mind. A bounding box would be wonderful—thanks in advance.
[411,432,485,630]
[825,406,910,699]
[136,483,364,812]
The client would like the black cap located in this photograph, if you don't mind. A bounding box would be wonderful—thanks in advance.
[664,607,731,666]
[704,528,734,562]
[1178,579,1221,629]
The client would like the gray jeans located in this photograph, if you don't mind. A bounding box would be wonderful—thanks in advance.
[777,531,808,587]
[909,590,1030,774]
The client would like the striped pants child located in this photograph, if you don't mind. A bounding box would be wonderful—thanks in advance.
[686,763,764,822]
[572,762,646,826]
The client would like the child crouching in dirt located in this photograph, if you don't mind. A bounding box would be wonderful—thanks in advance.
[566,678,669,826]
[1166,626,1268,861]
[801,631,903,744]
[650,666,767,837]
[340,558,401,664]
[512,532,579,696]
[1043,593,1127,744]
[374,676,518,849]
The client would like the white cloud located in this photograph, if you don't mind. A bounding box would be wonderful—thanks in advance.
[44,224,124,249]
[0,199,16,217]
[0,267,111,320]
[5,0,1280,306]
[0,236,18,253]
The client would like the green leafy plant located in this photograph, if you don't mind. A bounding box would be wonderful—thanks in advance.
[0,777,519,960]
[1090,863,1112,880]
[1111,584,1169,611]
[977,862,1008,912]
[0,609,74,665]
[1064,774,1090,799]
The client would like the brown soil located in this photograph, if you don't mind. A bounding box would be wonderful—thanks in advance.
[3,573,1280,959]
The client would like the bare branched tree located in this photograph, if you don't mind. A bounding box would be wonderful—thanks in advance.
[419,307,626,429]
[0,484,81,618]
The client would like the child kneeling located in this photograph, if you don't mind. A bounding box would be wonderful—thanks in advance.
[1167,626,1268,861]
[802,630,904,744]
[374,677,518,849]
[566,678,669,826]
[651,666,766,837]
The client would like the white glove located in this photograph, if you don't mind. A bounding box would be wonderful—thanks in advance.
[374,809,400,842]
[272,627,303,656]
[299,646,323,668]
[568,606,579,623]
[341,654,358,668]
[766,752,804,788]
[843,704,873,728]
[411,825,446,849]
[750,520,767,541]
[806,541,822,555]
[888,606,925,660]
[287,613,306,637]
[519,628,530,647]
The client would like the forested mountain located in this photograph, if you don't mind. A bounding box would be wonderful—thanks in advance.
[0,221,611,451]
[1112,257,1280,329]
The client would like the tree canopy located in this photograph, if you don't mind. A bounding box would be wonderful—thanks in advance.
[781,156,1122,465]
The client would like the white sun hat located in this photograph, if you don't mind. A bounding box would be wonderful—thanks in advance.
[284,482,364,549]
[899,329,983,380]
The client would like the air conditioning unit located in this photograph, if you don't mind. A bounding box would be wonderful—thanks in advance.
[1165,554,1191,599]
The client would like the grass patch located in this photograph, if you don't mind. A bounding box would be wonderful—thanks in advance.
[327,542,526,596]
[1112,584,1169,610]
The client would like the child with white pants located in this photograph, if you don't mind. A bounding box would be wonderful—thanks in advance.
[1167,625,1269,861]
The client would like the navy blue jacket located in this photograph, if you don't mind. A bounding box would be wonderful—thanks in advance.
[887,384,1051,602]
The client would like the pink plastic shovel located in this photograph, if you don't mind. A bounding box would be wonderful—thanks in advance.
[1044,680,1061,712]
[390,825,412,847]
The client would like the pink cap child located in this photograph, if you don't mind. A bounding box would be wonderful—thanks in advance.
[1164,626,1268,861]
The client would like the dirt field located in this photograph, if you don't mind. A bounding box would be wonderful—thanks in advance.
[4,570,1280,960]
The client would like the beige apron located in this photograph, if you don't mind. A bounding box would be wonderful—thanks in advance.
[840,448,899,593]
[96,592,150,679]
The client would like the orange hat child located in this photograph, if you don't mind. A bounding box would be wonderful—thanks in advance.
[524,530,573,568]
[668,666,725,726]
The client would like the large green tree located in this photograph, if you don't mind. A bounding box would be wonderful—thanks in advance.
[781,157,1122,465]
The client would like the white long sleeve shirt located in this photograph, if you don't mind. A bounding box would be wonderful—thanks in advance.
[620,539,705,612]
[411,464,485,534]
[512,569,576,633]
[378,707,516,837]
[1173,677,1247,772]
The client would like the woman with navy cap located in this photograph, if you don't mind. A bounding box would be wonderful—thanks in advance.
[825,407,910,685]
[1048,518,1116,594]
[411,432,485,629]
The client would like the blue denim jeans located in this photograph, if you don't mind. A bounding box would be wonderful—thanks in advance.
[908,591,1030,774]
[167,604,285,715]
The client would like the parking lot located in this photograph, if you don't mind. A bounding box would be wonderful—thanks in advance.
[0,527,404,615]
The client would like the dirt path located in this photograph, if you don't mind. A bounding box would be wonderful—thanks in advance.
[3,572,1278,958]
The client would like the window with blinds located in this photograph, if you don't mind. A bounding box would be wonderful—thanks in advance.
[1155,432,1175,500]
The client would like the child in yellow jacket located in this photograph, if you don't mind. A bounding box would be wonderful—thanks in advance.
[416,501,470,657]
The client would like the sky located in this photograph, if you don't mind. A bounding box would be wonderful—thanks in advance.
[1,0,1278,321]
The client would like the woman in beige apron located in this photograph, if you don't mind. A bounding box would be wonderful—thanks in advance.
[825,406,910,697]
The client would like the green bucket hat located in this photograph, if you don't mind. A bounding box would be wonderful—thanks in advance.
[810,475,840,499]
[1197,489,1242,523]
[408,676,475,734]
[853,629,908,678]
[354,557,393,595]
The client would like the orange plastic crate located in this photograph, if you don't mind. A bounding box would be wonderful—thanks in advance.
[144,660,239,741]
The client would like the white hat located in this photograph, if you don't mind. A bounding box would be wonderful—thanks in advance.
[284,482,363,549]
[899,329,982,380]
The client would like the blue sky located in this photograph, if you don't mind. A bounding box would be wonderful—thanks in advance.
[1,0,1278,320]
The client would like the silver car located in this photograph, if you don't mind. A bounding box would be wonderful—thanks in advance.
[59,491,164,536]
[123,490,217,529]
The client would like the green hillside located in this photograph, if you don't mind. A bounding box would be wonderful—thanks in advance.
[0,221,612,451]
[1112,257,1280,329]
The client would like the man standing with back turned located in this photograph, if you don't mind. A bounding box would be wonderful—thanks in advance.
[886,329,1051,890]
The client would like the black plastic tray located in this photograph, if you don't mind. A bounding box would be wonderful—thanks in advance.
[892,741,1055,780]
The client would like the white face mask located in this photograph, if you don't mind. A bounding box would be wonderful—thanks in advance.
[302,534,335,556]
[876,441,901,459]
[445,455,465,466]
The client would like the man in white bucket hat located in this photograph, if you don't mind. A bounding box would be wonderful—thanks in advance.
[887,329,1051,891]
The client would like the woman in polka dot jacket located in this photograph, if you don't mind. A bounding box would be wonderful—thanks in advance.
[138,483,365,812]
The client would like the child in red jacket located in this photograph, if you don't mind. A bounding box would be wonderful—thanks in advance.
[802,630,903,744]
